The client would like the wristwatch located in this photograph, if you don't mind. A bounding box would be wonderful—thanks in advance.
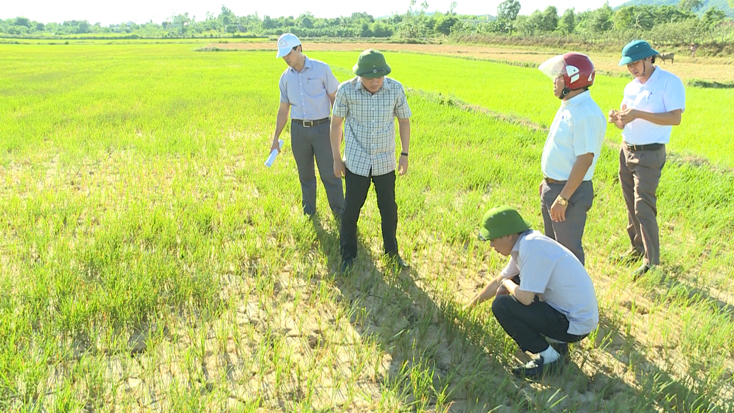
[556,195,569,206]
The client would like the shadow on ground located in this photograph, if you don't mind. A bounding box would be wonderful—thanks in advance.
[310,215,621,411]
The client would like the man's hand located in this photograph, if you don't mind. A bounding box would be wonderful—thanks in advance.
[270,138,281,153]
[608,104,628,129]
[398,155,409,176]
[333,157,346,179]
[550,197,568,222]
[607,109,619,124]
[539,180,544,196]
[617,106,638,124]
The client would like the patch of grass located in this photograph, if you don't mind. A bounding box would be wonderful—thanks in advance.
[688,78,734,88]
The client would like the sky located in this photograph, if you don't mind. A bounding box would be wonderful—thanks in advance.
[2,0,628,26]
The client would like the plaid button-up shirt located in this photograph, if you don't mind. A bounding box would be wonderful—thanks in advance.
[333,77,412,177]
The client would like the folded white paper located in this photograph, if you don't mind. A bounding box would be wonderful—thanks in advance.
[265,139,284,167]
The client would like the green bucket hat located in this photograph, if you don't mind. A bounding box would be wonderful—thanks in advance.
[618,40,659,66]
[353,49,391,78]
[479,205,531,241]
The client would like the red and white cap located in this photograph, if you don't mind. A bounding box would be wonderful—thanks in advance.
[276,33,301,58]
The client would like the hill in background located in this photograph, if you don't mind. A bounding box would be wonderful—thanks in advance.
[618,0,734,17]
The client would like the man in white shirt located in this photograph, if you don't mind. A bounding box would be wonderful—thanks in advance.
[466,205,599,378]
[538,53,607,265]
[609,40,686,278]
[270,33,344,218]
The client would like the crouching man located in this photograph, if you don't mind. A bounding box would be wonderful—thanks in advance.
[466,205,599,378]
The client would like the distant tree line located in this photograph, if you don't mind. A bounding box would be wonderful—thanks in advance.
[1,1,732,48]
[480,0,733,47]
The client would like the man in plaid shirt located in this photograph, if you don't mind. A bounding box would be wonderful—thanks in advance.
[330,50,412,273]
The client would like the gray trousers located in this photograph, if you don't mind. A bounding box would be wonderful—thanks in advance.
[541,180,594,265]
[290,120,344,216]
[619,144,666,266]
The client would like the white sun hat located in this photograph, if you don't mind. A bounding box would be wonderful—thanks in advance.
[276,33,301,58]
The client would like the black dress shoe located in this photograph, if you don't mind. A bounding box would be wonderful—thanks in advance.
[511,356,561,379]
[386,253,410,270]
[612,248,644,264]
[632,264,651,280]
[340,259,354,274]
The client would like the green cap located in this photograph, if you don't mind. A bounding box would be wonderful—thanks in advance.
[619,40,659,66]
[353,49,391,78]
[479,205,531,241]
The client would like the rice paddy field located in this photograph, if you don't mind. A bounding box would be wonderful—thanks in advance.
[1,40,733,411]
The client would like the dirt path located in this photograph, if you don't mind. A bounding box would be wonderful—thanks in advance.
[211,41,734,83]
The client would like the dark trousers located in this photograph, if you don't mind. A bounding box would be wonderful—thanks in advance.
[492,287,587,354]
[290,121,344,216]
[619,144,666,266]
[340,168,398,261]
[540,180,594,265]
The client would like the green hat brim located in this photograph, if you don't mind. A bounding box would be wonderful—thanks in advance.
[618,51,658,66]
[478,227,490,241]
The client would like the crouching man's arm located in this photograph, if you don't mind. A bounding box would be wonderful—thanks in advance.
[465,275,504,309]
[501,278,536,306]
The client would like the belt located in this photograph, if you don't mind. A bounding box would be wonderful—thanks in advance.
[292,117,330,127]
[625,142,664,151]
[544,177,567,185]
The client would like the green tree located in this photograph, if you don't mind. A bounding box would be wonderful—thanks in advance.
[614,6,634,29]
[679,0,703,12]
[262,15,276,29]
[558,8,575,34]
[351,12,374,23]
[172,13,191,35]
[701,6,726,28]
[589,2,614,32]
[449,1,458,14]
[435,15,460,35]
[14,17,31,27]
[517,10,543,34]
[298,13,314,29]
[615,6,654,30]
[541,6,558,31]
[219,6,236,25]
[371,21,393,37]
[360,21,373,36]
[654,5,695,24]
[76,20,91,33]
[497,0,521,21]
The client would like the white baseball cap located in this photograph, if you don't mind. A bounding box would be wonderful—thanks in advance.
[276,33,301,58]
